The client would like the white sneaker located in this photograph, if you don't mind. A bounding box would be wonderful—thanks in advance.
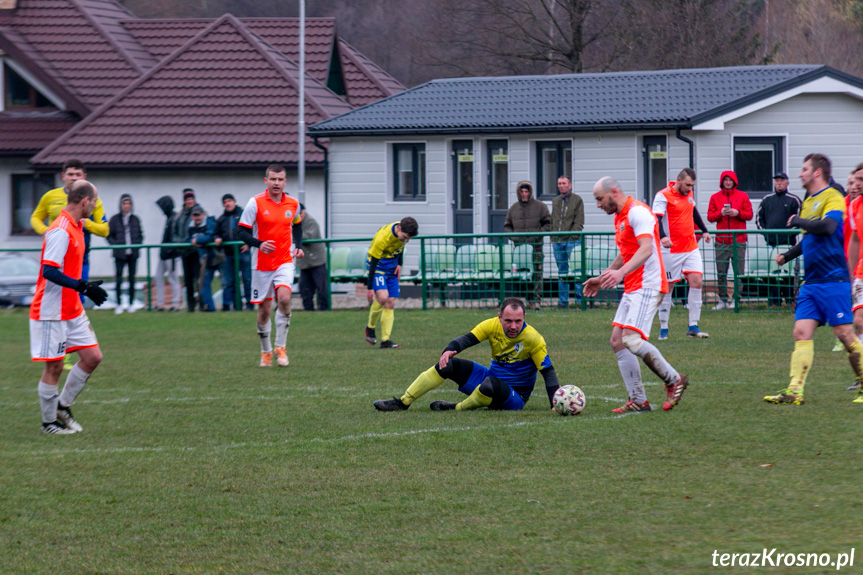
[713,300,726,310]
[56,405,83,432]
[114,304,126,315]
[42,421,76,435]
[727,300,735,309]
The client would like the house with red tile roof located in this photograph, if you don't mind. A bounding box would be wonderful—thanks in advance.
[0,0,403,278]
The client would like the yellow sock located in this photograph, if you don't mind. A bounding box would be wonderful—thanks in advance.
[401,366,445,405]
[456,386,493,411]
[788,340,814,393]
[846,338,863,382]
[381,308,394,341]
[367,300,383,329]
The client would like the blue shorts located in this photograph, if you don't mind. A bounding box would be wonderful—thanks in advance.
[457,362,529,410]
[795,282,852,326]
[372,272,400,298]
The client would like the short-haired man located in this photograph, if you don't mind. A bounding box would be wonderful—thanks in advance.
[30,180,108,434]
[296,204,329,311]
[364,217,419,349]
[551,175,585,308]
[766,154,863,405]
[373,297,560,412]
[238,164,304,367]
[214,193,252,311]
[583,177,689,413]
[845,164,863,387]
[652,168,711,340]
[174,188,201,312]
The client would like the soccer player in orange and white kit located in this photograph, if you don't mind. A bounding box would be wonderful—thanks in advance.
[583,177,690,413]
[30,180,108,434]
[652,168,711,340]
[842,162,863,396]
[238,164,304,367]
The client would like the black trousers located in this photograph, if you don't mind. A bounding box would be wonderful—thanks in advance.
[182,252,200,311]
[114,255,138,300]
[299,264,329,311]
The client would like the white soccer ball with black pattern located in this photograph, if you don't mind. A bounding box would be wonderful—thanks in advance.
[552,385,586,416]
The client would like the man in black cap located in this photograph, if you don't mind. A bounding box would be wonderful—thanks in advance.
[173,188,201,311]
[215,193,252,310]
[756,172,801,307]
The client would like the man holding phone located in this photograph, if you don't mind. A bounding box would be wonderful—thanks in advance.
[707,170,753,309]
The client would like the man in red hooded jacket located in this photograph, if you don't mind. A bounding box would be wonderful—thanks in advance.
[707,171,753,309]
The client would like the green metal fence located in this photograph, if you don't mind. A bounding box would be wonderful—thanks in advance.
[2,229,802,312]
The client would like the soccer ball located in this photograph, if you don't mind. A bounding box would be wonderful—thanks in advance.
[552,385,586,416]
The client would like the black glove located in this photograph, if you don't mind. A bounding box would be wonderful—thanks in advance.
[76,280,108,306]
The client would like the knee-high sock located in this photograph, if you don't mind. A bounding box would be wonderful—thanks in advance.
[381,308,395,342]
[846,338,863,383]
[59,364,91,407]
[257,321,272,353]
[401,366,445,405]
[788,339,814,392]
[615,349,646,403]
[633,340,680,387]
[368,300,383,329]
[658,292,672,330]
[688,287,703,327]
[274,310,291,348]
[456,385,493,410]
[38,381,59,424]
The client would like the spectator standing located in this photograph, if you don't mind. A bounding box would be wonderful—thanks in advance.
[189,206,218,312]
[173,188,201,312]
[756,172,802,248]
[155,195,182,311]
[107,194,143,314]
[550,176,584,308]
[504,180,551,309]
[707,171,753,309]
[215,194,252,311]
[296,204,329,311]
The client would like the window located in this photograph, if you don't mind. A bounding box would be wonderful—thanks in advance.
[536,141,572,198]
[733,137,783,200]
[393,143,426,201]
[12,173,55,236]
[4,64,54,109]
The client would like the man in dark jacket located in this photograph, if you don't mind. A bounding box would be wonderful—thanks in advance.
[296,204,329,311]
[107,194,143,313]
[215,194,252,311]
[189,206,217,312]
[174,188,201,312]
[756,172,802,247]
[504,180,551,309]
[551,175,585,308]
[155,195,181,311]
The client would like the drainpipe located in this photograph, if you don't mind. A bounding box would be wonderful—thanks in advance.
[313,136,330,236]
[675,127,694,169]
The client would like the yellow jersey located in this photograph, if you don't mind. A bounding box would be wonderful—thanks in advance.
[470,317,552,392]
[30,186,108,237]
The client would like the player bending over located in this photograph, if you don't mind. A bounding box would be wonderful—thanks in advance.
[373,297,560,411]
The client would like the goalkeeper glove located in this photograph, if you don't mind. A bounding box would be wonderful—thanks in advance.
[76,280,108,306]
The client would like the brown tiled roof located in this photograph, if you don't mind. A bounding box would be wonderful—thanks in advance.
[31,14,354,168]
[0,110,78,154]
[338,40,408,107]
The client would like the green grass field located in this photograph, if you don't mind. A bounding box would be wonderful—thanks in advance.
[1,307,861,574]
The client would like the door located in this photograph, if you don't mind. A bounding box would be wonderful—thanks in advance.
[452,140,474,239]
[487,139,509,233]
[642,135,667,205]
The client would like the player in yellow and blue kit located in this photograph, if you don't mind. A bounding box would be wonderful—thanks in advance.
[364,217,419,349]
[373,298,561,411]
[765,153,863,405]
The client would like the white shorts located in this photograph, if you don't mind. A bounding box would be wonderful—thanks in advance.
[662,248,704,283]
[853,278,863,312]
[612,288,664,340]
[30,312,98,362]
[251,262,295,304]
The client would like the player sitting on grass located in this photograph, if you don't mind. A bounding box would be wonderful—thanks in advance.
[373,297,560,412]
[364,217,418,349]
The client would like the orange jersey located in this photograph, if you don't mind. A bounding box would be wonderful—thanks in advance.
[238,191,302,271]
[614,196,668,294]
[849,196,863,278]
[651,183,697,253]
[30,210,85,321]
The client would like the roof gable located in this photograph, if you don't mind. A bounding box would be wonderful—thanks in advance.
[31,14,354,168]
[309,65,863,136]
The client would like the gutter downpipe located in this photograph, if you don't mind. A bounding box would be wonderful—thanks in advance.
[675,127,694,169]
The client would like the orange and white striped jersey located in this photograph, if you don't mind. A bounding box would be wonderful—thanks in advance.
[238,191,302,272]
[652,183,697,253]
[30,210,85,321]
[848,196,863,279]
[614,196,668,294]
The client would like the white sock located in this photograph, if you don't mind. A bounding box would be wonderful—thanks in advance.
[257,322,272,353]
[615,349,646,403]
[274,311,291,348]
[658,292,671,330]
[38,381,59,424]
[632,340,680,387]
[688,287,703,327]
[58,364,91,407]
